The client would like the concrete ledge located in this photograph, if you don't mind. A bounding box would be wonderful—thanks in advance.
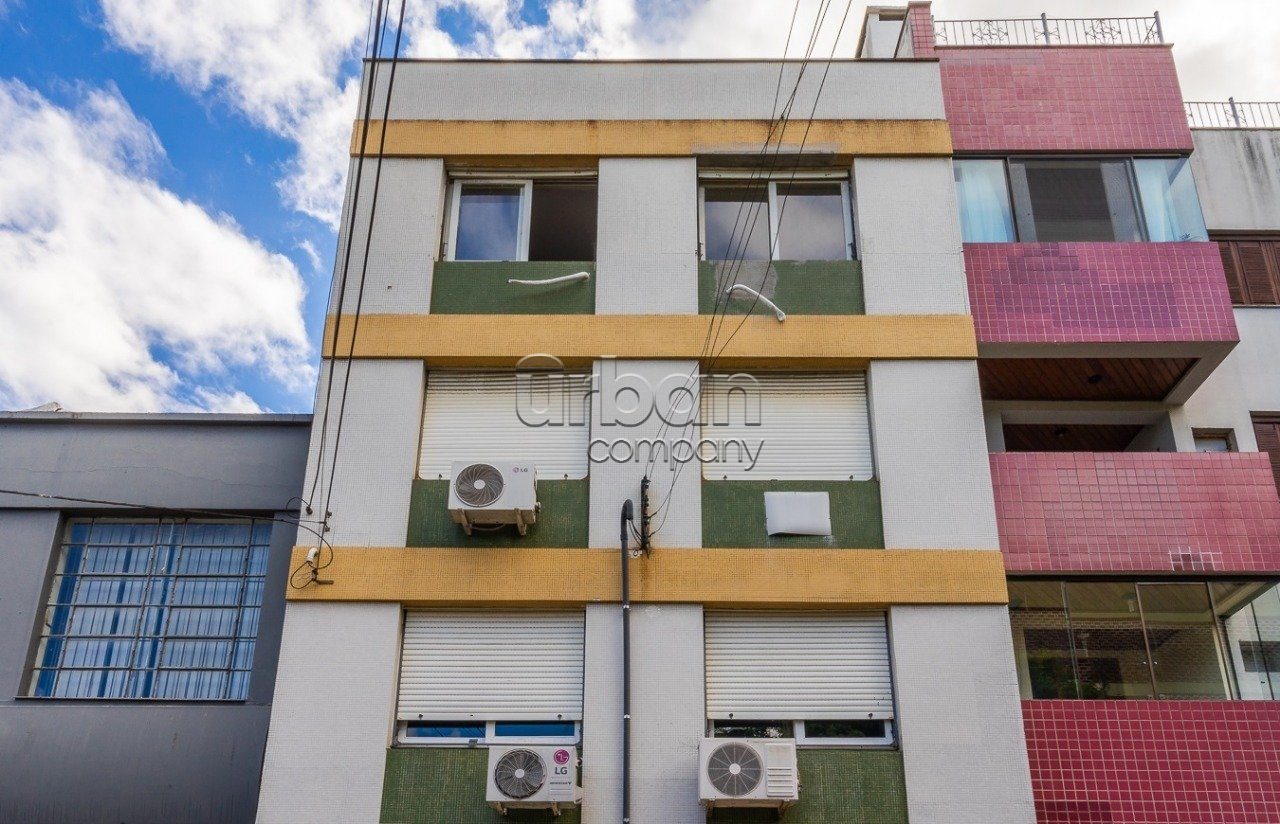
[351,119,953,159]
[285,546,1009,607]
[322,313,978,368]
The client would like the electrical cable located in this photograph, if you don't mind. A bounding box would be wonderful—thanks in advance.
[316,0,410,560]
[641,0,815,482]
[304,0,391,514]
[650,0,856,537]
[0,486,335,589]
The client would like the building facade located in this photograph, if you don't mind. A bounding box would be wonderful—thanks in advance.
[0,5,1252,824]
[0,412,309,823]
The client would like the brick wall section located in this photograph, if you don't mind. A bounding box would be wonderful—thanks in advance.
[992,452,1280,573]
[1023,700,1280,824]
[966,243,1238,345]
[936,46,1192,152]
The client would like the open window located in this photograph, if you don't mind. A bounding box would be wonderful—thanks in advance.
[699,175,855,261]
[954,156,1208,244]
[447,178,597,262]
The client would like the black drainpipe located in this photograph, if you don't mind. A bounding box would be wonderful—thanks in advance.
[620,499,634,824]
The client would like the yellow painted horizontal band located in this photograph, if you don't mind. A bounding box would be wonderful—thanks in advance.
[286,547,1009,607]
[323,313,978,368]
[351,119,953,159]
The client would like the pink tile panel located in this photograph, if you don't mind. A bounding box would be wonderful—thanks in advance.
[966,243,1238,346]
[1023,700,1280,824]
[903,2,1191,152]
[992,452,1280,574]
[905,2,936,57]
[937,46,1192,153]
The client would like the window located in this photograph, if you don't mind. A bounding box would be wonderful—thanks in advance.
[954,159,1016,242]
[396,611,585,745]
[1008,579,1280,701]
[704,611,893,747]
[398,720,580,746]
[699,373,872,481]
[700,177,855,261]
[418,371,592,481]
[955,157,1208,244]
[447,179,597,262]
[1254,414,1280,494]
[1009,158,1144,242]
[1217,236,1280,306]
[1192,429,1235,453]
[30,518,270,700]
[711,719,895,747]
[1133,157,1208,242]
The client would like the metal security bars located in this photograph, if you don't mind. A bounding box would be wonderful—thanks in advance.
[933,13,1164,47]
[30,518,271,701]
[1187,100,1280,129]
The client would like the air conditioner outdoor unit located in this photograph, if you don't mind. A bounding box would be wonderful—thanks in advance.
[448,461,538,536]
[699,737,799,812]
[486,745,581,815]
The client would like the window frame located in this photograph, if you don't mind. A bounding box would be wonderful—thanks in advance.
[707,719,896,749]
[27,516,270,702]
[445,178,533,262]
[697,172,856,262]
[396,720,582,747]
[1009,577,1277,702]
[958,154,1204,244]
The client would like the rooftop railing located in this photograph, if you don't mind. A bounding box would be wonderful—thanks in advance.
[933,13,1164,47]
[1186,99,1280,129]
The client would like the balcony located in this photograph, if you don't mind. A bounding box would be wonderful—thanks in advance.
[1023,700,1280,824]
[697,261,864,316]
[429,262,595,314]
[967,243,1238,402]
[991,451,1280,573]
[901,7,1193,153]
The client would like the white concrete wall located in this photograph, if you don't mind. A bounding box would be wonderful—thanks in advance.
[581,604,705,824]
[869,360,998,548]
[370,61,945,121]
[890,605,1036,824]
[257,603,401,824]
[305,359,424,546]
[588,359,702,548]
[330,158,445,315]
[1179,309,1280,451]
[1190,130,1280,231]
[855,158,970,315]
[596,159,698,315]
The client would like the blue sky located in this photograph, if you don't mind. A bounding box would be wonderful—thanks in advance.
[0,0,1275,413]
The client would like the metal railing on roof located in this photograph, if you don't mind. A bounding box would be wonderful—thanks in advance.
[1186,99,1280,129]
[932,13,1164,47]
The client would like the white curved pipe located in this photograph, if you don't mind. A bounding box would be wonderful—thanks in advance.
[507,271,591,286]
[725,284,786,322]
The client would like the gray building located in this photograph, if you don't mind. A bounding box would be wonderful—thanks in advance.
[0,412,309,823]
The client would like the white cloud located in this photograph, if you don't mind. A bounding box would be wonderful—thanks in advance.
[100,0,369,226]
[0,80,311,412]
[94,0,1280,227]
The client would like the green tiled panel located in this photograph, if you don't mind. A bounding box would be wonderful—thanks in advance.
[702,480,884,548]
[381,748,582,824]
[430,262,595,314]
[711,749,908,824]
[698,260,864,316]
[407,479,589,547]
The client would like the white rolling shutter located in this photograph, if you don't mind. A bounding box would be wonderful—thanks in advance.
[705,611,893,720]
[700,373,872,480]
[398,610,585,721]
[419,371,590,479]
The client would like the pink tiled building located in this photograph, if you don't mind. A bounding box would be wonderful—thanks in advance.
[862,4,1280,822]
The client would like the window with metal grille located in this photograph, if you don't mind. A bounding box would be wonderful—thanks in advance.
[29,518,271,701]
